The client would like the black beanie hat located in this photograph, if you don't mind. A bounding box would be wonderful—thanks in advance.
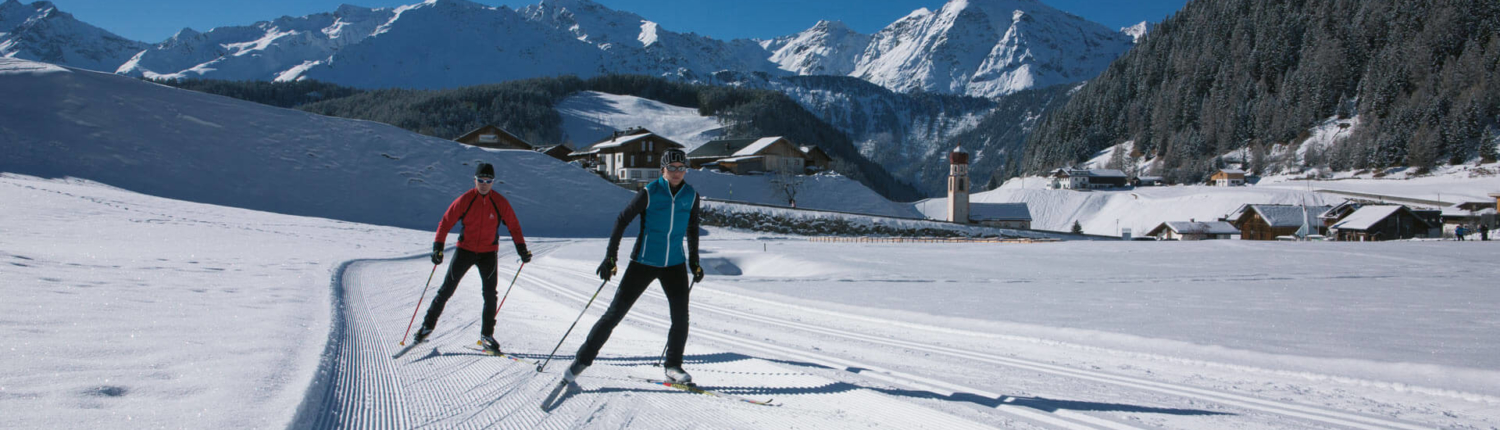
[661,148,687,167]
[475,163,495,178]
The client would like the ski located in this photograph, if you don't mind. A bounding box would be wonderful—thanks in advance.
[462,345,538,365]
[627,376,776,406]
[391,341,424,359]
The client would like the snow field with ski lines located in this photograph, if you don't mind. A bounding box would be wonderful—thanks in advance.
[7,174,1497,429]
[308,246,999,428]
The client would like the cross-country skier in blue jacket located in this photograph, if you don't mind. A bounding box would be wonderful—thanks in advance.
[564,148,704,384]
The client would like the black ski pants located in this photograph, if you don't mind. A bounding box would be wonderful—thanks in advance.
[575,261,691,367]
[421,248,501,336]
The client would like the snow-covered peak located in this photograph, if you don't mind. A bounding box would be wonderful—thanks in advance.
[0,0,147,72]
[1120,21,1151,43]
[851,0,1133,98]
[522,0,651,47]
[762,19,871,75]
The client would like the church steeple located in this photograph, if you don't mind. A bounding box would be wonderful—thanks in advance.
[947,146,970,223]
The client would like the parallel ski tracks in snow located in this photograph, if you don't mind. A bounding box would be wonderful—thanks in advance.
[300,252,1002,429]
[521,266,1434,430]
[298,251,1434,429]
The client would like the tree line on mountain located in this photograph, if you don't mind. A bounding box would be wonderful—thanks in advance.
[154,79,366,109]
[152,74,921,201]
[1021,0,1500,184]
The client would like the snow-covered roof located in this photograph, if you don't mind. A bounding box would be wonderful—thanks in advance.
[970,203,1031,221]
[572,133,652,154]
[1330,206,1404,231]
[1051,168,1127,178]
[1156,221,1239,235]
[913,200,1030,221]
[731,137,785,157]
[718,155,765,163]
[1217,169,1247,175]
[1247,204,1332,228]
[952,146,968,154]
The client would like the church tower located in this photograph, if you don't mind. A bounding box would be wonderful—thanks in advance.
[948,146,970,223]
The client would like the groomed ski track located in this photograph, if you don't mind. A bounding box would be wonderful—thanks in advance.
[293,240,1444,429]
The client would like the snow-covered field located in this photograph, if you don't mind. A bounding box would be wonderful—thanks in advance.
[5,173,1498,429]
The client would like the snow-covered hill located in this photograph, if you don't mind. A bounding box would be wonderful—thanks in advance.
[0,0,145,71]
[555,91,725,150]
[0,57,633,236]
[1,58,915,230]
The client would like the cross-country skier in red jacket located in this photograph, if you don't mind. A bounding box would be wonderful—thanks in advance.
[413,163,530,354]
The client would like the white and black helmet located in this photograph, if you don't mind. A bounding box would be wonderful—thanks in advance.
[661,148,688,167]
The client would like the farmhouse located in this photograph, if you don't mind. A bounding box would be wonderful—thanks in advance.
[569,127,685,184]
[1147,221,1240,240]
[453,125,533,150]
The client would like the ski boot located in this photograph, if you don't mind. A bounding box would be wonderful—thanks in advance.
[563,361,588,383]
[664,366,692,384]
[478,335,502,355]
[412,326,433,344]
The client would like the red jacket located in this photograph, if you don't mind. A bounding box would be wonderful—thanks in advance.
[435,189,525,253]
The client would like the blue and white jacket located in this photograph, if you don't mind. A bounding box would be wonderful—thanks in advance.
[608,177,701,268]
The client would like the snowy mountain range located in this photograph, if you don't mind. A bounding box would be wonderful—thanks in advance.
[2,0,1140,98]
[767,0,1136,97]
[0,0,146,72]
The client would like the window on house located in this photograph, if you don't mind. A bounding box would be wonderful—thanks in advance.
[630,155,636,166]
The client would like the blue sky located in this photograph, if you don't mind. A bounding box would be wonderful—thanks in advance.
[45,0,1188,43]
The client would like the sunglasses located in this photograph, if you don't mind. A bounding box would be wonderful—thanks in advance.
[475,177,495,184]
[663,165,688,172]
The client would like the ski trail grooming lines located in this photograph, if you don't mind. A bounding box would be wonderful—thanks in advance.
[536,278,610,372]
[398,263,440,347]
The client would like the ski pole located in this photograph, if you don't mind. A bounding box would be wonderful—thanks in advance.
[399,264,441,346]
[495,262,525,314]
[537,278,610,372]
[655,279,697,367]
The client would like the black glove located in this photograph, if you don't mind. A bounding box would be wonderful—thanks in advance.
[596,257,616,282]
[431,242,444,265]
[691,264,704,283]
[517,243,532,263]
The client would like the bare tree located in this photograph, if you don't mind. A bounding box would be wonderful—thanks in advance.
[770,169,806,207]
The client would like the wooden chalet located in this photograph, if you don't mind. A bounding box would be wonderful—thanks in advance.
[1146,220,1239,240]
[453,125,533,150]
[1047,169,1129,190]
[1210,169,1247,186]
[687,137,809,175]
[1329,205,1435,241]
[568,127,684,184]
[535,144,573,162]
[800,146,833,172]
[1232,204,1333,240]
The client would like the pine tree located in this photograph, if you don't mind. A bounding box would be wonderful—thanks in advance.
[1071,221,1084,234]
